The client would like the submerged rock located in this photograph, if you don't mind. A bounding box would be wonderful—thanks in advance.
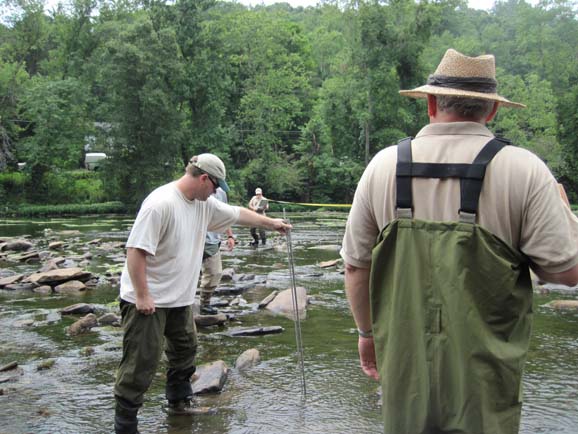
[235,349,260,370]
[225,326,284,337]
[192,360,228,395]
[544,300,578,310]
[68,313,98,336]
[318,259,342,268]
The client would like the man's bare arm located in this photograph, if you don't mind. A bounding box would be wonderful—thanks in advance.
[344,263,372,332]
[532,263,578,287]
[345,262,379,380]
[237,208,291,234]
[127,247,155,315]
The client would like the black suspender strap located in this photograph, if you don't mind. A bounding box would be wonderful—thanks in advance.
[395,137,508,216]
[459,138,507,214]
[396,137,413,210]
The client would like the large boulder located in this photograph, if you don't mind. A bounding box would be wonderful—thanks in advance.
[266,287,308,320]
[192,360,228,395]
[25,268,92,286]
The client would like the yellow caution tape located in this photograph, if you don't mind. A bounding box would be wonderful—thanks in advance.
[269,199,352,208]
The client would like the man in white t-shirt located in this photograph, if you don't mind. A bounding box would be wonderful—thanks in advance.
[113,153,291,434]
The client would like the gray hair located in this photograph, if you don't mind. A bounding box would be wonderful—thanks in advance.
[436,96,494,120]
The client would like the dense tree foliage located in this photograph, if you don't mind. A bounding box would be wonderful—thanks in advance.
[1,0,577,207]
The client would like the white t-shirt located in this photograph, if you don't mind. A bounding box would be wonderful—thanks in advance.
[120,181,240,307]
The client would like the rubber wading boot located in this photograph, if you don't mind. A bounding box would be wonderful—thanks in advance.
[167,400,216,416]
[200,305,218,315]
[114,409,139,434]
[114,396,139,434]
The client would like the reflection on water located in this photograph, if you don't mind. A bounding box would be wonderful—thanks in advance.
[1,214,578,433]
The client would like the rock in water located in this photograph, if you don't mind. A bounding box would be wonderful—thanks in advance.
[192,360,228,394]
[235,349,260,370]
[544,300,578,310]
[266,287,308,320]
[68,313,98,336]
[60,303,95,315]
[258,290,278,309]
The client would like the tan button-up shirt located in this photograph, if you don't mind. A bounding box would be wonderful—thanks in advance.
[341,122,578,274]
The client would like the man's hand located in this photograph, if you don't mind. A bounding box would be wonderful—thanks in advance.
[226,236,235,250]
[358,335,379,381]
[136,293,156,315]
[269,218,292,234]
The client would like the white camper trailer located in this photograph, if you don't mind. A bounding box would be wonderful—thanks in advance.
[84,152,107,170]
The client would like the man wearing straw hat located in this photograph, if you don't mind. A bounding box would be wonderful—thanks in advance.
[341,49,578,434]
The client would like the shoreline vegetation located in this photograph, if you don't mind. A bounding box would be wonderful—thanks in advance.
[1,0,578,211]
[0,201,127,218]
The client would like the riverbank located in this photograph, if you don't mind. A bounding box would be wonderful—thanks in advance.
[0,202,127,218]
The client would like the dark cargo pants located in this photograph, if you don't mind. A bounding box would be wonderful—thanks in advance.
[114,300,198,408]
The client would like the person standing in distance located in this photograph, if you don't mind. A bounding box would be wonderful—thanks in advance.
[341,49,578,434]
[199,187,235,315]
[114,154,291,434]
[248,187,269,246]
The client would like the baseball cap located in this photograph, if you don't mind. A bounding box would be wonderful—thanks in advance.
[255,188,262,194]
[191,153,230,192]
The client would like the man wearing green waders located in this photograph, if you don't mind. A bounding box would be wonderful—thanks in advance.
[341,49,578,434]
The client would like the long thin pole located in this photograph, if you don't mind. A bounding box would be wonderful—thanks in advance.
[283,208,306,398]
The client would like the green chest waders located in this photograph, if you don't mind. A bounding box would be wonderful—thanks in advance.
[370,138,533,434]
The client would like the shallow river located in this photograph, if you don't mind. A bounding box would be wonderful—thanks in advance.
[1,213,577,434]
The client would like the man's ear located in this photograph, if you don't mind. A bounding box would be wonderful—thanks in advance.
[486,102,499,122]
[427,94,437,118]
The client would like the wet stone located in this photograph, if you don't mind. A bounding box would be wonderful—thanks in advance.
[195,313,227,328]
[2,240,33,252]
[0,274,24,287]
[67,313,98,336]
[192,360,228,395]
[258,290,279,309]
[98,313,121,326]
[235,348,260,370]
[225,326,284,337]
[266,287,308,320]
[4,282,38,291]
[33,285,53,294]
[60,303,95,315]
[54,280,86,294]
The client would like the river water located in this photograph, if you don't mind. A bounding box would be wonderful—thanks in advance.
[0,213,577,434]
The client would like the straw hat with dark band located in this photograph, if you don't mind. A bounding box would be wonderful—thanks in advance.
[399,49,526,109]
